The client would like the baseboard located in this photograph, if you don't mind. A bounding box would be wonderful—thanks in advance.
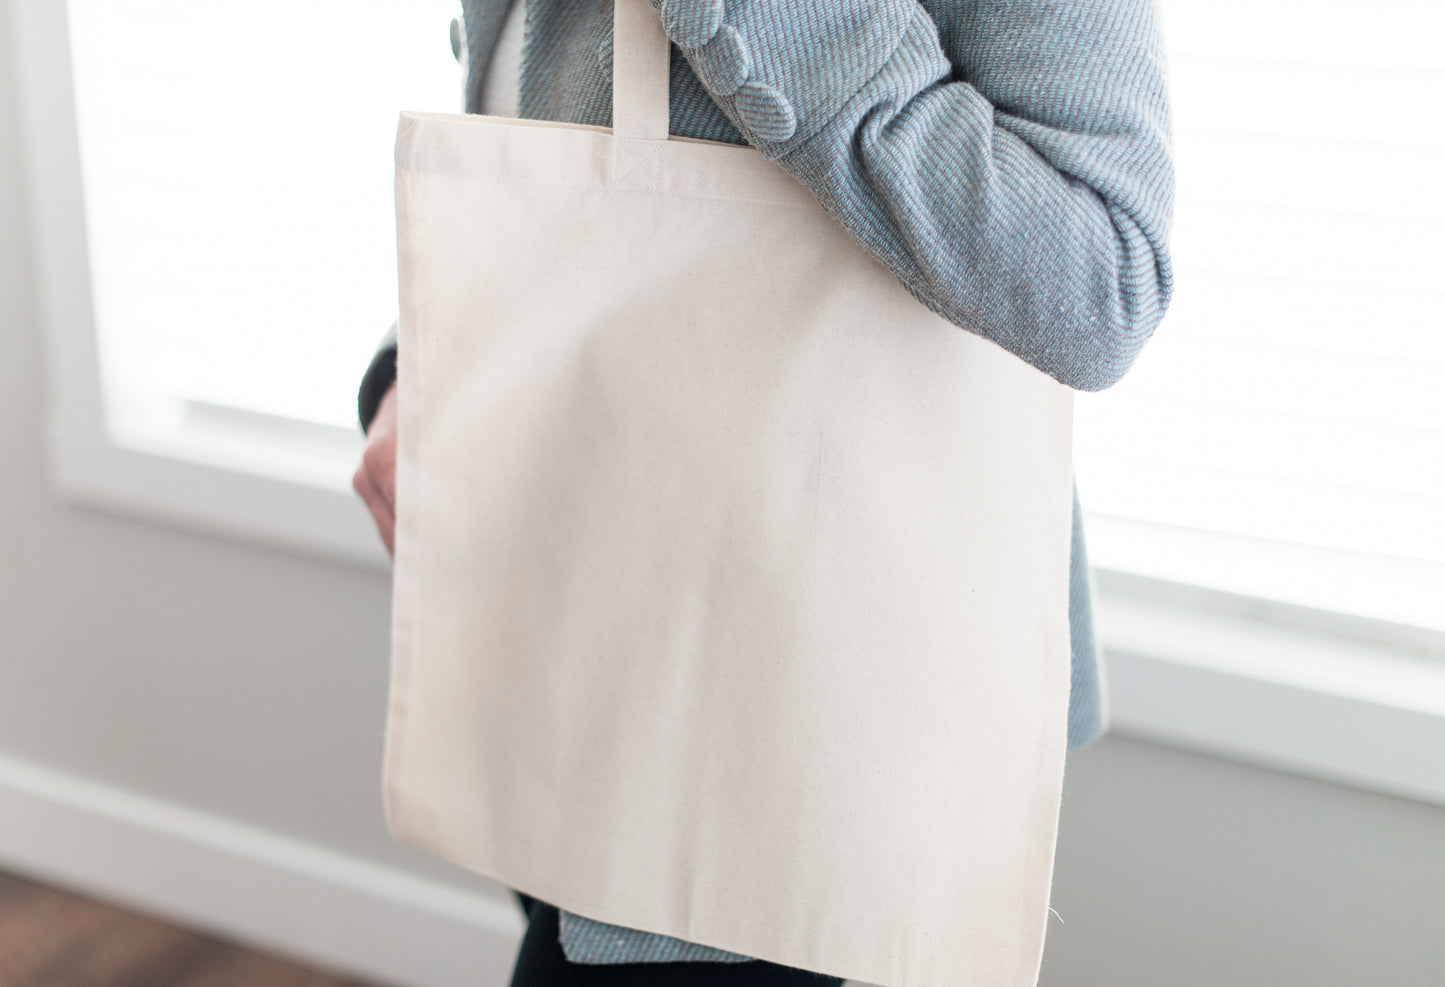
[0,752,525,987]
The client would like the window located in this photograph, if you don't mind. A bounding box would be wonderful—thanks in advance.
[1074,0,1445,638]
[42,0,1445,640]
[65,0,464,434]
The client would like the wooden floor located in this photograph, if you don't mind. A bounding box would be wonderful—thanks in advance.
[0,869,383,987]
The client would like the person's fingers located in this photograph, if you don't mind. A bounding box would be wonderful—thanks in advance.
[367,386,399,509]
[352,462,394,525]
[379,510,395,557]
[353,461,396,557]
[364,440,396,513]
[353,381,399,557]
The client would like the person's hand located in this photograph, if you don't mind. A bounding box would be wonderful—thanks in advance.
[353,381,398,558]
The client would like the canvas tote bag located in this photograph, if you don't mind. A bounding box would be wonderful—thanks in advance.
[383,0,1075,983]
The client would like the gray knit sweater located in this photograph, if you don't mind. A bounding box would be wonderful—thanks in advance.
[356,0,1172,965]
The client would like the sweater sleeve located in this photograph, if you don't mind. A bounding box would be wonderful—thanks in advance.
[651,0,1174,391]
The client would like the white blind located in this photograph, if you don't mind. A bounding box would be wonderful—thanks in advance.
[66,0,463,430]
[1075,0,1445,632]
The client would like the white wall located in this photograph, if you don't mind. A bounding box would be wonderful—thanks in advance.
[1041,737,1444,986]
[1,3,1441,985]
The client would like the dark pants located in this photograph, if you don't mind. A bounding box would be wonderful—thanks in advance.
[508,891,847,987]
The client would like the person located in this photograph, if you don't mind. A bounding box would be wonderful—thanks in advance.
[353,0,1173,982]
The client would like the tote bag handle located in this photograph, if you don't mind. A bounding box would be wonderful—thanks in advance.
[613,0,671,140]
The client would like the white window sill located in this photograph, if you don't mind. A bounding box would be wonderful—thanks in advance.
[46,413,1445,810]
[47,409,390,571]
[1097,584,1445,805]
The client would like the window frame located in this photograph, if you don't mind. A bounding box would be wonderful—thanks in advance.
[12,0,1445,806]
[11,0,386,569]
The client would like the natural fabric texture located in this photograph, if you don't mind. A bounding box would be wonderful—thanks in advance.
[382,2,1077,982]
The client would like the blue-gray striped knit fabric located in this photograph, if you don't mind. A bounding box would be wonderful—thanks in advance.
[355,0,1171,966]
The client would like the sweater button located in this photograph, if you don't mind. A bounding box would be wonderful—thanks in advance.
[696,24,750,96]
[736,80,797,142]
[661,0,724,49]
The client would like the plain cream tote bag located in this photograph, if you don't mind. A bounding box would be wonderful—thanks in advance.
[383,0,1075,983]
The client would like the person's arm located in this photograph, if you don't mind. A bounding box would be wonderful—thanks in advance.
[650,0,1173,391]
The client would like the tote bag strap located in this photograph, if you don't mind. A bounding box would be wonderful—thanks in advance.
[613,0,671,140]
